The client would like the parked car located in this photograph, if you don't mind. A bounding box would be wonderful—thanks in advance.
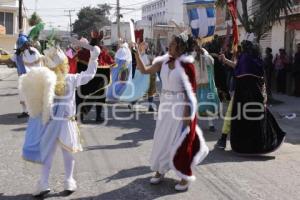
[0,48,15,68]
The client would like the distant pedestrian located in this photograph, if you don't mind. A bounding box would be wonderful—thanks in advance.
[274,48,289,93]
[293,43,300,97]
[264,47,274,99]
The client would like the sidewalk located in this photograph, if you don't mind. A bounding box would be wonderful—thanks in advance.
[268,93,300,144]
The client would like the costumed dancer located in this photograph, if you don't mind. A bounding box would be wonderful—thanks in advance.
[0,33,42,118]
[215,47,241,149]
[194,45,220,132]
[133,33,209,191]
[217,33,286,154]
[19,45,100,197]
[76,33,115,122]
[106,43,133,101]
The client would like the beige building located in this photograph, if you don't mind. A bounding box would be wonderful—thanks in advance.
[0,0,28,53]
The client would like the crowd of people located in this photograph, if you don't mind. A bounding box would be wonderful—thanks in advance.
[0,30,291,196]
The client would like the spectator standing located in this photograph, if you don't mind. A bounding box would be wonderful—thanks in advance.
[293,43,300,97]
[274,49,289,93]
[264,47,274,99]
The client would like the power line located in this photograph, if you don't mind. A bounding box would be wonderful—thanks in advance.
[64,9,75,35]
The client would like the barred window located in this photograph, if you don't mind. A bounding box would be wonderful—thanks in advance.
[0,12,14,35]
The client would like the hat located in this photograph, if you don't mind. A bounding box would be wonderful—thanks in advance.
[17,34,29,49]
[115,43,132,62]
[43,46,67,69]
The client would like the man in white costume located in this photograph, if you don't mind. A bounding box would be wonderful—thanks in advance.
[19,44,100,197]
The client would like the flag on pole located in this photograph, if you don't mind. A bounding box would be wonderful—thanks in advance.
[227,0,239,53]
[184,0,216,39]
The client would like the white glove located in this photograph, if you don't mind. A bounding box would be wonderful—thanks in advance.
[90,46,101,60]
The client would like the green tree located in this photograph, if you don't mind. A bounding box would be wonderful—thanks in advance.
[28,12,42,27]
[73,4,111,38]
[216,0,294,42]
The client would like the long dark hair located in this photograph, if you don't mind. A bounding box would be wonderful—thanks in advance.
[174,33,196,55]
[241,40,261,58]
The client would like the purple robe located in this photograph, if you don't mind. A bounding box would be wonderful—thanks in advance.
[234,53,264,77]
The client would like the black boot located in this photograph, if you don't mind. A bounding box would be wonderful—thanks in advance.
[17,112,29,119]
[96,105,104,123]
[215,134,227,149]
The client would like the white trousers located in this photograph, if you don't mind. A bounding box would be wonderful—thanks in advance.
[39,142,75,188]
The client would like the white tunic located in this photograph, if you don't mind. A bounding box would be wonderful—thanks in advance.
[45,58,98,152]
[150,60,187,174]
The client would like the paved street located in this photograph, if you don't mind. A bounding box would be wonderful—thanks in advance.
[1,65,300,200]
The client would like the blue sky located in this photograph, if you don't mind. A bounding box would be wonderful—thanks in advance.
[24,0,148,30]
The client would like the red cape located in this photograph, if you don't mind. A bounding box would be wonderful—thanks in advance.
[153,54,209,181]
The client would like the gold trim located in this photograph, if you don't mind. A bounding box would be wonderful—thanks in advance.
[57,139,82,153]
[57,117,83,153]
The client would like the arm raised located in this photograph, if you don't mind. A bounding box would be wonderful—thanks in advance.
[134,50,162,74]
[74,46,101,87]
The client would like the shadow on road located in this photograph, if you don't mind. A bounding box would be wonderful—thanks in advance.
[11,127,26,132]
[73,177,179,200]
[98,166,152,183]
[0,113,27,125]
[85,128,154,151]
[201,148,275,166]
[0,93,18,97]
[0,194,35,200]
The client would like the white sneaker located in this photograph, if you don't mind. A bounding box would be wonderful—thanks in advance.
[175,182,190,191]
[64,179,77,192]
[32,181,51,197]
[150,174,164,185]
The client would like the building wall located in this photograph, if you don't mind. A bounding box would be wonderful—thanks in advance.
[0,0,17,6]
[0,0,28,52]
[142,0,184,25]
[271,20,286,56]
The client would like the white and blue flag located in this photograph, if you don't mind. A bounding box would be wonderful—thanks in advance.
[184,0,216,38]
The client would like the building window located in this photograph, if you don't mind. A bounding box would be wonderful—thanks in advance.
[0,12,13,35]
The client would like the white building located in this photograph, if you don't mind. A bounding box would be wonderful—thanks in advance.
[101,22,134,46]
[142,0,185,26]
[0,0,28,52]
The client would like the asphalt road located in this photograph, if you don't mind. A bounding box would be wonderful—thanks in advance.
[0,65,300,200]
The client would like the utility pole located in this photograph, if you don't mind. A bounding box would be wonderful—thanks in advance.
[18,0,23,31]
[64,9,75,35]
[34,0,38,12]
[116,0,121,40]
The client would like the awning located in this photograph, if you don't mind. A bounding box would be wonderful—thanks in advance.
[0,25,6,35]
